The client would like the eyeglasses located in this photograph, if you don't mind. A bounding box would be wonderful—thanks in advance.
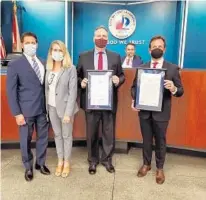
[48,73,55,85]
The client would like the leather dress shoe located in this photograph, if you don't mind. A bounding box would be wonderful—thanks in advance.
[88,164,97,175]
[137,165,151,177]
[156,169,165,184]
[102,163,115,173]
[25,169,33,182]
[35,163,50,175]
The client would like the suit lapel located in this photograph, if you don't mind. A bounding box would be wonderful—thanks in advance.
[45,69,50,89]
[56,67,65,87]
[162,60,168,79]
[87,50,95,70]
[162,60,167,70]
[22,54,35,73]
[22,55,42,83]
[132,56,136,68]
[145,61,150,68]
[38,57,46,83]
[106,50,112,70]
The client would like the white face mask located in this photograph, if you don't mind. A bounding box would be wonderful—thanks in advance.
[23,44,37,57]
[52,51,64,62]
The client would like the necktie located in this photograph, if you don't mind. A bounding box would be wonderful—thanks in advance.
[153,62,158,69]
[32,58,42,83]
[98,52,103,70]
[126,58,130,65]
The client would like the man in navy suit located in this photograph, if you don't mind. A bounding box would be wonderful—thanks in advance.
[6,32,50,181]
[121,43,143,68]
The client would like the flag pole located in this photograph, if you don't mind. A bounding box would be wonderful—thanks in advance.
[12,0,22,53]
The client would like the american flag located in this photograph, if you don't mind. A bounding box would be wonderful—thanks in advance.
[0,33,6,59]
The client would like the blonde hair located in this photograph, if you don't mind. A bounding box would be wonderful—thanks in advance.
[46,40,72,70]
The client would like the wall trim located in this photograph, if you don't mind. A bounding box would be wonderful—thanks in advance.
[2,141,206,158]
[65,0,68,47]
[179,0,189,68]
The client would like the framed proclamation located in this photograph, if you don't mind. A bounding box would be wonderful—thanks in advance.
[86,70,113,110]
[135,68,167,112]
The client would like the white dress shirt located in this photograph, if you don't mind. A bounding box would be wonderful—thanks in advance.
[94,48,108,70]
[24,53,45,84]
[48,71,59,107]
[122,56,134,68]
[150,57,164,69]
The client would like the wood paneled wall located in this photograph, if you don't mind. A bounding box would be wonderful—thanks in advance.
[1,69,206,150]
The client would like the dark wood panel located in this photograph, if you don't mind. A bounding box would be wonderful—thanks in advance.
[1,70,206,150]
[115,69,141,141]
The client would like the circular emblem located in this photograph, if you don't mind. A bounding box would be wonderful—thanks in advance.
[108,10,136,39]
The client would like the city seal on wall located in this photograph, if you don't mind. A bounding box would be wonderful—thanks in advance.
[108,9,136,39]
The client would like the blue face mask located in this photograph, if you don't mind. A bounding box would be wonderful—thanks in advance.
[52,51,64,62]
[23,44,37,56]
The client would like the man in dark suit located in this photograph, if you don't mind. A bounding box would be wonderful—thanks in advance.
[6,32,50,182]
[121,43,143,68]
[77,26,125,174]
[131,35,184,184]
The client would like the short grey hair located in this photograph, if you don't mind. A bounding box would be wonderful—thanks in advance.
[94,26,108,33]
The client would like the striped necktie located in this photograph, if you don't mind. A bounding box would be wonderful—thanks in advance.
[32,57,42,83]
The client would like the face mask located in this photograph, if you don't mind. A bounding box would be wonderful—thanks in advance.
[151,48,164,59]
[52,51,64,62]
[23,44,37,57]
[95,38,108,48]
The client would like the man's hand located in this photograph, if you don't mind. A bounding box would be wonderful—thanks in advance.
[131,100,140,112]
[164,80,176,93]
[112,75,120,86]
[62,116,71,124]
[81,78,88,89]
[15,114,26,126]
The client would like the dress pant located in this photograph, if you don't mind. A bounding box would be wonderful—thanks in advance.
[19,113,49,170]
[139,117,169,169]
[49,105,73,161]
[85,110,116,165]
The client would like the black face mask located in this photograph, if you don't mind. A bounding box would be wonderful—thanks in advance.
[151,48,164,59]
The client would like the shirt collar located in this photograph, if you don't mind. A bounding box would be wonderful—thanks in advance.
[24,53,37,61]
[94,48,106,55]
[151,57,164,64]
[126,56,134,60]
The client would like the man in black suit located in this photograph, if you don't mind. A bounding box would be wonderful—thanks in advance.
[121,43,143,68]
[131,35,184,184]
[6,32,50,182]
[77,26,125,174]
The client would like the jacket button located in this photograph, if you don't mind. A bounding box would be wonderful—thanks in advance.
[56,93,57,95]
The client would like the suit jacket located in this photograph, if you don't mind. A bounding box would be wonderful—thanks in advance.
[77,49,125,113]
[131,61,184,121]
[6,55,46,117]
[45,66,79,118]
[121,55,143,68]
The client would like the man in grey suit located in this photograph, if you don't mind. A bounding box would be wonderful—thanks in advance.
[131,35,184,184]
[6,32,50,181]
[77,26,125,174]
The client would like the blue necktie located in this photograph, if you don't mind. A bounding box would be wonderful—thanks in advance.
[32,58,42,83]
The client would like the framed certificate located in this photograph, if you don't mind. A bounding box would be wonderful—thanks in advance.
[135,68,167,112]
[86,70,113,110]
